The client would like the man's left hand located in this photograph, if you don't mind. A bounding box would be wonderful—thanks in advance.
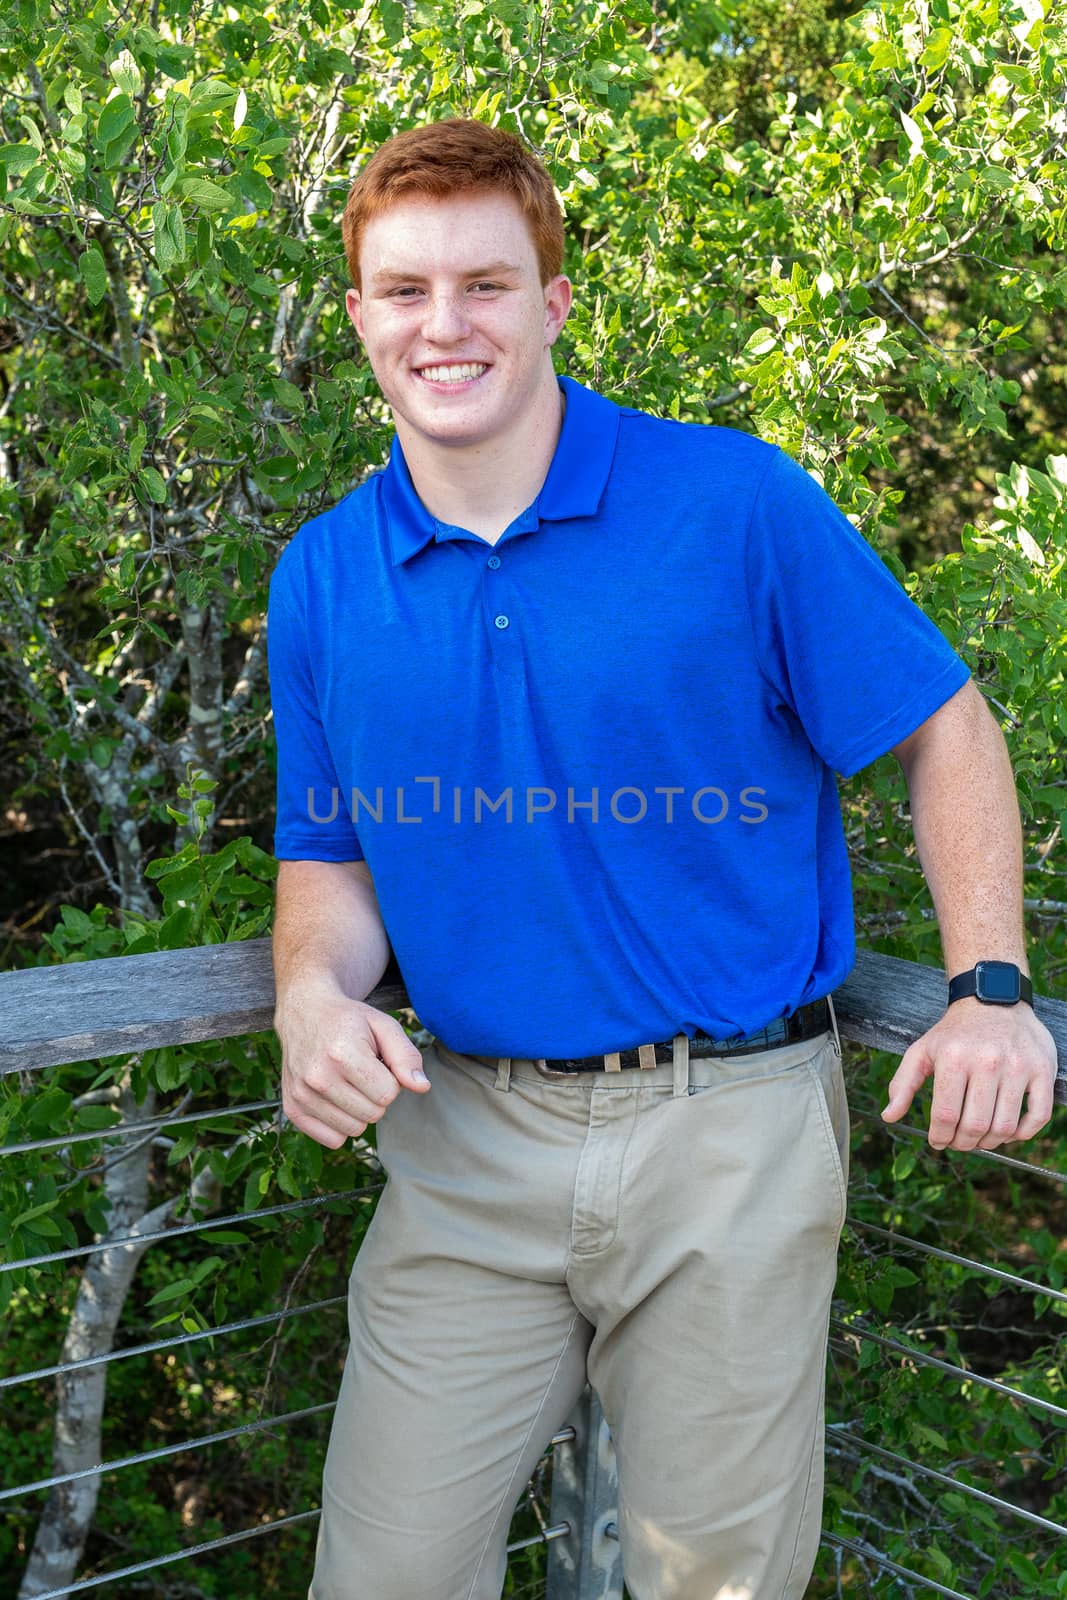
[882,998,1059,1151]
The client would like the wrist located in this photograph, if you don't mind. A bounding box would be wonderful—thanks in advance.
[274,969,356,1026]
[947,960,1034,1007]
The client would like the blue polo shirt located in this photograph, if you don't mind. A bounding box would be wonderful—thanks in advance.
[268,375,969,1056]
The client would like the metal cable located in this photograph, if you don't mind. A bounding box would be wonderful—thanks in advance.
[829,1317,1067,1423]
[0,1403,335,1503]
[831,1426,1067,1538]
[16,1508,324,1600]
[13,1087,1064,1179]
[0,1185,381,1274]
[849,1095,1067,1185]
[18,1510,985,1600]
[2,1409,580,1506]
[956,1144,1067,1185]
[0,1295,347,1391]
[0,1099,281,1157]
[14,1433,579,1597]
[22,1510,570,1599]
[848,1219,1067,1305]
[821,1530,976,1600]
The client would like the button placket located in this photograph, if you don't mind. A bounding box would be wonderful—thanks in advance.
[481,544,524,680]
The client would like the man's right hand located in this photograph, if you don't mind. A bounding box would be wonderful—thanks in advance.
[277,985,430,1149]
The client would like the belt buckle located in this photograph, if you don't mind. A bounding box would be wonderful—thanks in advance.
[532,1057,580,1080]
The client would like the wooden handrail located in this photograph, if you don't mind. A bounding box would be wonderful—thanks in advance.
[1,944,1064,1100]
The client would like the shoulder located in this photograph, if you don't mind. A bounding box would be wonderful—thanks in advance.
[269,472,383,603]
[608,401,783,513]
[616,403,779,479]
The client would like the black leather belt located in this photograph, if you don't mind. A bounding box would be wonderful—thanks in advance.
[461,998,832,1075]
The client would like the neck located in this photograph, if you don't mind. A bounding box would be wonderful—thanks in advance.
[396,370,565,545]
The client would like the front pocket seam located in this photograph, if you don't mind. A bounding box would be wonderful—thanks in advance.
[804,1059,848,1224]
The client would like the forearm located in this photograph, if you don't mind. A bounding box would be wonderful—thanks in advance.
[897,683,1028,977]
[273,859,392,1017]
[272,859,426,1147]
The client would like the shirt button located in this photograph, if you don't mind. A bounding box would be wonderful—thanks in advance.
[494,614,509,629]
[487,555,501,569]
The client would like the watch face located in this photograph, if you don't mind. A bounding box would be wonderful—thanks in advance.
[976,961,1021,1003]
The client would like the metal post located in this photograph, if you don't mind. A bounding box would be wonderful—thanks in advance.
[546,1385,624,1600]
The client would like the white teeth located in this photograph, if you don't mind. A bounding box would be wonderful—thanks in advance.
[419,363,488,383]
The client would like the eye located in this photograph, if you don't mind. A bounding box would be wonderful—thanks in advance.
[471,281,503,293]
[388,286,422,298]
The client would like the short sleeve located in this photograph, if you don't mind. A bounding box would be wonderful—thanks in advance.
[267,558,364,861]
[744,449,971,777]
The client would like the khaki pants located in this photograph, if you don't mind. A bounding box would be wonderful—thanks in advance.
[310,1028,848,1600]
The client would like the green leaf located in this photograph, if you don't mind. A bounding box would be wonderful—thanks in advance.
[743,328,777,357]
[28,1087,73,1132]
[11,1197,60,1229]
[927,1544,954,1578]
[257,454,297,479]
[159,905,196,947]
[237,546,256,587]
[152,1049,187,1093]
[892,1146,917,1181]
[148,1275,197,1306]
[73,1104,122,1131]
[152,200,186,272]
[98,94,135,148]
[138,466,167,503]
[60,905,96,936]
[978,166,1015,193]
[0,143,39,175]
[377,0,405,44]
[1007,1550,1040,1585]
[189,77,237,112]
[899,110,924,160]
[79,245,108,306]
[109,48,143,97]
[271,377,305,412]
[18,114,43,151]
[918,28,953,71]
[180,177,234,211]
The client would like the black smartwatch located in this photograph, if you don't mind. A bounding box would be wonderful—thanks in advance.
[947,961,1033,1007]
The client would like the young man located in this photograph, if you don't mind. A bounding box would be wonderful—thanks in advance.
[268,119,1057,1600]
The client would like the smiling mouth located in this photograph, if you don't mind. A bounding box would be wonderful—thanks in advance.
[415,362,490,384]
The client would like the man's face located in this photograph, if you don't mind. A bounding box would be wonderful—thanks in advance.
[346,189,571,452]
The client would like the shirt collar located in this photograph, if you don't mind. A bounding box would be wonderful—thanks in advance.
[381,374,621,567]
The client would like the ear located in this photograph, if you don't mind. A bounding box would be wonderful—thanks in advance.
[345,287,365,343]
[543,275,572,346]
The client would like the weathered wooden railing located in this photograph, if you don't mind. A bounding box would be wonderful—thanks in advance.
[2,945,1065,1600]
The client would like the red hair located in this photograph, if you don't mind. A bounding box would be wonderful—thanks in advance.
[342,119,565,291]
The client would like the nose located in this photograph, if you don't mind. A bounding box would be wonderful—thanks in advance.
[420,291,473,345]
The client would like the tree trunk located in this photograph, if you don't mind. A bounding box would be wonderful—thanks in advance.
[17,1085,220,1598]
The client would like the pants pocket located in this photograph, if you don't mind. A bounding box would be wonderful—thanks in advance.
[804,1046,850,1227]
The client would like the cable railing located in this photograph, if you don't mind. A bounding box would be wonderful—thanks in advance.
[0,1189,369,1273]
[2,942,1065,1599]
[828,1318,1067,1424]
[0,1296,348,1392]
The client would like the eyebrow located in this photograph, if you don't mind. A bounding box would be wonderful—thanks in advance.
[370,262,524,286]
